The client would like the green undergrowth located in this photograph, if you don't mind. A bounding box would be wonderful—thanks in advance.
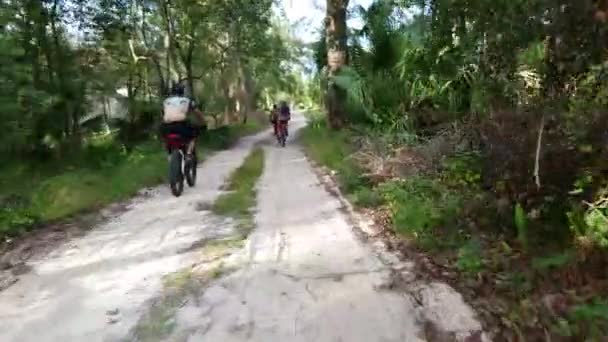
[301,114,463,246]
[377,177,462,247]
[301,116,608,338]
[0,123,261,240]
[212,147,265,238]
[198,120,261,153]
[300,113,369,196]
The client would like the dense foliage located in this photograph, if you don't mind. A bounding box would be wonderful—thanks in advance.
[308,0,608,338]
[314,0,608,251]
[0,0,305,237]
[0,0,301,157]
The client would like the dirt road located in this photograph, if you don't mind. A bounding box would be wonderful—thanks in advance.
[0,130,268,341]
[0,113,486,342]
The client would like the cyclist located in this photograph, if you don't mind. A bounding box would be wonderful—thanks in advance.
[269,104,279,136]
[160,83,205,157]
[278,100,291,137]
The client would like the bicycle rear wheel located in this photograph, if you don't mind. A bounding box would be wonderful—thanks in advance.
[169,149,184,196]
[185,152,197,187]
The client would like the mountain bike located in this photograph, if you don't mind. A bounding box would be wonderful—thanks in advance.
[277,120,287,147]
[164,133,197,197]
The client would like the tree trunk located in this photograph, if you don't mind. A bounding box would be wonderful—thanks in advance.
[49,0,73,137]
[235,54,253,123]
[221,77,232,125]
[182,24,197,98]
[152,56,168,96]
[325,0,349,129]
[163,32,172,89]
[242,72,255,124]
[185,56,195,98]
[543,35,561,99]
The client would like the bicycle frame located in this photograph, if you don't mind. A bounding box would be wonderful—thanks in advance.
[164,134,188,172]
[278,121,287,136]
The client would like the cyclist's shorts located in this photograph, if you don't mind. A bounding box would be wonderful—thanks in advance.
[160,121,199,140]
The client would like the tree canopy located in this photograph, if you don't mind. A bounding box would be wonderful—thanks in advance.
[0,0,303,156]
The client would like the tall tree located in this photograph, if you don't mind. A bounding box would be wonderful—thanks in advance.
[325,0,349,129]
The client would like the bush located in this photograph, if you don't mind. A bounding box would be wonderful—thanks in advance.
[562,299,608,338]
[378,177,461,238]
[349,187,385,208]
[456,238,484,274]
[568,201,608,249]
[0,203,37,238]
[440,152,482,188]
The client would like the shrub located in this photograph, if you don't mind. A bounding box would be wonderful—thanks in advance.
[441,151,482,188]
[379,177,461,238]
[349,187,385,208]
[456,238,484,274]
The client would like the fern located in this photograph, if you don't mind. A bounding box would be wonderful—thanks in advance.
[331,66,373,117]
[514,203,528,249]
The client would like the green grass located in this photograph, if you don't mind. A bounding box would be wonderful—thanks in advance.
[300,113,350,170]
[201,237,245,260]
[378,177,462,242]
[0,123,261,239]
[300,115,369,194]
[300,114,462,246]
[349,186,385,208]
[134,263,230,341]
[211,147,265,237]
[301,119,386,208]
[134,226,249,340]
[456,238,484,274]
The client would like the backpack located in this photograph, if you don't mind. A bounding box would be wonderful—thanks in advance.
[280,104,290,116]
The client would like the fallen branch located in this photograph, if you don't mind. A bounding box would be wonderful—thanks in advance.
[128,39,148,63]
[534,114,545,190]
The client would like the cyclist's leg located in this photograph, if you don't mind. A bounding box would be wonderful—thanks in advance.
[162,122,181,158]
[184,122,197,156]
[193,124,202,156]
[168,121,194,156]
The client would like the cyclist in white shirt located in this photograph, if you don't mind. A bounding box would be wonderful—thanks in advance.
[160,83,205,156]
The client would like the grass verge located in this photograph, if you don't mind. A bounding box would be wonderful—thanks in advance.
[301,113,474,250]
[300,113,370,198]
[211,147,265,238]
[132,218,253,340]
[0,122,262,240]
[132,261,232,341]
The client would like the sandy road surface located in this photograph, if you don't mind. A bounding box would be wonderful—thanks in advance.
[164,114,424,341]
[0,112,486,342]
[0,130,269,342]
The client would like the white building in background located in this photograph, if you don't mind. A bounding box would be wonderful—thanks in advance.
[79,88,129,126]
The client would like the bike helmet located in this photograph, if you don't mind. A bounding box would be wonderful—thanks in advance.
[170,82,185,97]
